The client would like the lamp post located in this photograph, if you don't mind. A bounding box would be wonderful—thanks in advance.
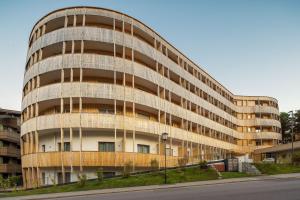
[288,110,297,164]
[161,132,168,184]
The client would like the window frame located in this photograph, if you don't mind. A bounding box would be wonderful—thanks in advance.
[98,142,115,152]
[137,144,150,154]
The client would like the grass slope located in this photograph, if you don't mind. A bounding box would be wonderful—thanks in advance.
[0,167,249,198]
[255,163,300,175]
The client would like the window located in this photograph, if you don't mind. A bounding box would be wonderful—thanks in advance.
[137,144,150,154]
[103,172,115,178]
[57,172,63,184]
[64,142,70,151]
[58,142,71,152]
[166,148,173,156]
[42,172,46,185]
[136,112,150,120]
[65,172,71,183]
[57,172,71,184]
[98,142,115,152]
[42,145,46,152]
[99,108,114,114]
[256,140,262,146]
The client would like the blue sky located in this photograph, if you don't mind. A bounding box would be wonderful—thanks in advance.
[0,0,299,112]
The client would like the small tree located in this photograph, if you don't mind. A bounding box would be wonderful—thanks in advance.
[150,159,159,170]
[123,161,133,178]
[96,168,104,182]
[77,174,87,187]
[8,176,20,191]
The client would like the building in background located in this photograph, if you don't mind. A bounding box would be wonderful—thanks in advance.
[21,6,281,188]
[295,133,300,141]
[254,141,300,164]
[0,108,21,178]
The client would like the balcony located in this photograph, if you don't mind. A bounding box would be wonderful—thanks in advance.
[21,151,191,168]
[0,130,20,144]
[0,147,20,158]
[0,164,21,173]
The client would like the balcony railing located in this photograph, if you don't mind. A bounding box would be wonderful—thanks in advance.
[0,131,20,144]
[21,151,202,168]
[0,147,20,158]
[0,164,21,173]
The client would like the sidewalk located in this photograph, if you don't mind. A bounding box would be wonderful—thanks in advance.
[4,173,300,200]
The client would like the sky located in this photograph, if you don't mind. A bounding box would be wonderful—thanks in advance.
[0,0,299,112]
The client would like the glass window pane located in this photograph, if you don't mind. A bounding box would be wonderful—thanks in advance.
[64,142,70,151]
[137,144,149,154]
[98,142,115,152]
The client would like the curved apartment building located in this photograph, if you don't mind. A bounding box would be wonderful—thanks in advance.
[21,6,281,188]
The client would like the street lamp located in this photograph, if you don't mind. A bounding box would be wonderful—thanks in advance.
[161,132,168,184]
[288,110,299,164]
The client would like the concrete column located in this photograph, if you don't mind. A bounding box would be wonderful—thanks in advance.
[79,128,82,172]
[70,127,73,173]
[60,128,65,184]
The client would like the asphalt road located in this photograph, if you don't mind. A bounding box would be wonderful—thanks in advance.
[62,178,300,200]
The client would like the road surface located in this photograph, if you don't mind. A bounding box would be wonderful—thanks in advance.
[62,177,300,200]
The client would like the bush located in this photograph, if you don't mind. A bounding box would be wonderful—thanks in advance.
[150,159,159,170]
[123,161,133,178]
[96,168,104,182]
[77,174,87,187]
[292,152,300,164]
[199,160,208,169]
[8,176,20,191]
[0,176,9,191]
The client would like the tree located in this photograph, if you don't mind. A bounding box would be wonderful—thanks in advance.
[122,161,133,178]
[294,110,300,134]
[280,110,300,144]
[96,168,104,182]
[77,174,87,187]
[280,112,291,144]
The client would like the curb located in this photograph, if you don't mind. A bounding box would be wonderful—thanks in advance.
[4,173,300,200]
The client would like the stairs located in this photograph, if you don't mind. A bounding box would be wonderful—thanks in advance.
[209,164,222,179]
[242,162,261,175]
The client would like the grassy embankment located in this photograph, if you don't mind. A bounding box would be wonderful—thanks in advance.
[255,163,300,175]
[0,167,250,198]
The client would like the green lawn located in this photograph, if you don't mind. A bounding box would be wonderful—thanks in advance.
[0,167,249,198]
[254,163,300,175]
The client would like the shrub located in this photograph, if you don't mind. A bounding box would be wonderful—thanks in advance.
[0,176,9,191]
[150,159,159,170]
[292,152,300,164]
[77,174,87,187]
[8,176,20,191]
[96,168,104,182]
[123,161,133,178]
[199,160,208,169]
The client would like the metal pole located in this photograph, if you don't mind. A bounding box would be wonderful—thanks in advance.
[291,111,294,164]
[259,100,263,146]
[164,142,167,184]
